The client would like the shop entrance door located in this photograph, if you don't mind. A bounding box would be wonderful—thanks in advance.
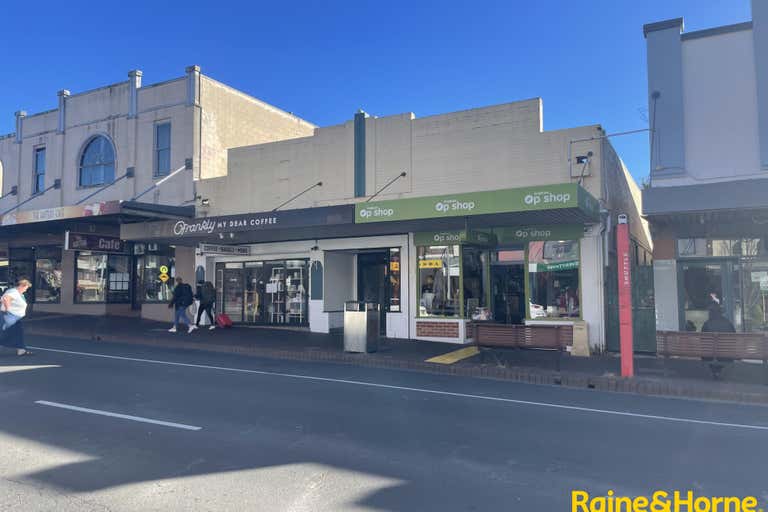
[489,248,525,324]
[222,267,245,323]
[357,252,389,335]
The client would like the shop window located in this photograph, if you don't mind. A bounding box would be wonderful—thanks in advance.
[75,252,131,303]
[135,244,175,303]
[678,238,763,258]
[462,245,488,319]
[528,240,580,319]
[35,246,62,303]
[418,245,460,317]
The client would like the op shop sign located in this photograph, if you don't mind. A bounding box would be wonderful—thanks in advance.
[355,183,589,223]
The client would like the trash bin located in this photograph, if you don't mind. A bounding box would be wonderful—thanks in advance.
[344,301,379,353]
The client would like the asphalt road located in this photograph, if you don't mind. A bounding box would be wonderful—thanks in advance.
[1,335,767,511]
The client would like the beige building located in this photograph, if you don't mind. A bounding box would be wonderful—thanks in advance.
[123,98,649,351]
[0,66,315,321]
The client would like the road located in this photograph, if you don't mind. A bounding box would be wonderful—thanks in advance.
[1,335,767,511]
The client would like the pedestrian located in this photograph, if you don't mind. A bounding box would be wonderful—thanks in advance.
[0,278,33,356]
[195,280,216,330]
[168,277,197,333]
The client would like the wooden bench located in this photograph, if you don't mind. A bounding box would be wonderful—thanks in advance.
[471,322,573,371]
[656,331,768,380]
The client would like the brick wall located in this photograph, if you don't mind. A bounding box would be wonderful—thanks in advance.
[416,321,459,338]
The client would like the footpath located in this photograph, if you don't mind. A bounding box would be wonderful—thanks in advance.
[21,313,768,405]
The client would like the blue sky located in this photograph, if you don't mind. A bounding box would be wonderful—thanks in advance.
[0,0,752,183]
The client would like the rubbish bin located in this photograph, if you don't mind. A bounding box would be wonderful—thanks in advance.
[343,301,379,353]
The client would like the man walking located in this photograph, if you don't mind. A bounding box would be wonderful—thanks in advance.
[168,277,197,333]
[195,280,217,330]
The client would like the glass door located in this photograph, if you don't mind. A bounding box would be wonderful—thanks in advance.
[222,264,244,323]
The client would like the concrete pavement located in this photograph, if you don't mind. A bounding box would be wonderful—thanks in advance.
[1,334,767,511]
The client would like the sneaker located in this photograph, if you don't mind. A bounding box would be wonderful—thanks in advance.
[188,325,198,334]
[209,325,216,330]
[168,326,177,333]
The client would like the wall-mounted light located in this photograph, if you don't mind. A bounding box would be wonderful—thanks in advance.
[200,198,210,207]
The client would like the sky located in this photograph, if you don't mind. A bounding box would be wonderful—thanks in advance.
[0,0,753,183]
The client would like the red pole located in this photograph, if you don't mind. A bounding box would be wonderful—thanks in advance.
[617,214,634,377]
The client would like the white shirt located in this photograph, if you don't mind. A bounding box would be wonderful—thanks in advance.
[2,288,27,318]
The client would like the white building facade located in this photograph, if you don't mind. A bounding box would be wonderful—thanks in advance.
[0,66,315,320]
[643,0,768,334]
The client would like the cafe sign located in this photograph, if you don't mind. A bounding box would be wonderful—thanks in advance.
[121,205,354,241]
[65,232,126,253]
[356,183,599,223]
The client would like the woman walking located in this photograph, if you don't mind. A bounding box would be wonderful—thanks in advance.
[1,278,33,356]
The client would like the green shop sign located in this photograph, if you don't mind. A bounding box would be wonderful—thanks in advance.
[355,183,598,223]
[414,230,495,246]
[531,260,579,272]
[494,224,584,243]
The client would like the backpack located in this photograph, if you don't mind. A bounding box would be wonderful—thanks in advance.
[200,282,215,304]
[179,284,194,307]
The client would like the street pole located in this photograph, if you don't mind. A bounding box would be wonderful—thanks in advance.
[617,214,634,377]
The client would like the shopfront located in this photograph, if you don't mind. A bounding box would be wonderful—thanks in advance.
[121,183,607,346]
[0,200,193,317]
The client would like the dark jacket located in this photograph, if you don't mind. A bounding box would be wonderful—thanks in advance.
[195,282,215,305]
[170,283,194,308]
[701,311,736,333]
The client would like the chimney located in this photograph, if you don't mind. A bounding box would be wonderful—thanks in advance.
[185,65,201,107]
[128,69,142,118]
[57,90,70,134]
[14,111,26,144]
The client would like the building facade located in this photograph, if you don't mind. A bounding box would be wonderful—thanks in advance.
[123,98,649,351]
[0,66,315,321]
[643,0,768,333]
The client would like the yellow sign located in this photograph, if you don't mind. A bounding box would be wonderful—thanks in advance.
[390,261,400,272]
[159,273,169,283]
[418,259,442,269]
[159,265,169,274]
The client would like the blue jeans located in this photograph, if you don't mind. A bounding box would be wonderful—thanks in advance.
[174,306,192,327]
[2,312,21,331]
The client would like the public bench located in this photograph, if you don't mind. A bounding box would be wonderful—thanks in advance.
[471,322,573,371]
[656,330,768,380]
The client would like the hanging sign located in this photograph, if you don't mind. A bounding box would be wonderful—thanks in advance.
[159,265,169,274]
[65,232,126,253]
[159,273,170,283]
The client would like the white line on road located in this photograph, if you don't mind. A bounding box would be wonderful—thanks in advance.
[34,400,202,431]
[29,346,768,432]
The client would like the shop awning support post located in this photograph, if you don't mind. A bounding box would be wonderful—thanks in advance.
[272,181,323,211]
[131,161,191,202]
[75,168,135,205]
[616,213,634,378]
[0,179,61,217]
[366,171,407,202]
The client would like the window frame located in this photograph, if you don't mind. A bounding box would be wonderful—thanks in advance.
[33,146,46,194]
[34,246,62,303]
[154,122,171,178]
[74,251,132,304]
[78,135,116,188]
[525,239,583,321]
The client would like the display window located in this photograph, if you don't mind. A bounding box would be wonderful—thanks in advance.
[75,252,131,303]
[35,246,62,303]
[527,240,580,319]
[134,244,175,303]
[418,245,461,317]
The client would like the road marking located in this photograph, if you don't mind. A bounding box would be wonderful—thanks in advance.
[34,400,202,431]
[425,346,479,364]
[29,346,768,432]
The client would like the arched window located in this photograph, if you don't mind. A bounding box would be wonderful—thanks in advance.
[79,136,115,187]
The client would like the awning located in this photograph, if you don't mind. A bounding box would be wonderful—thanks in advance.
[0,200,194,239]
[643,178,768,217]
[120,183,600,246]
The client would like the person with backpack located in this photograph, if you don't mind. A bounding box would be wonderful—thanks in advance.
[195,281,216,330]
[168,277,196,333]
